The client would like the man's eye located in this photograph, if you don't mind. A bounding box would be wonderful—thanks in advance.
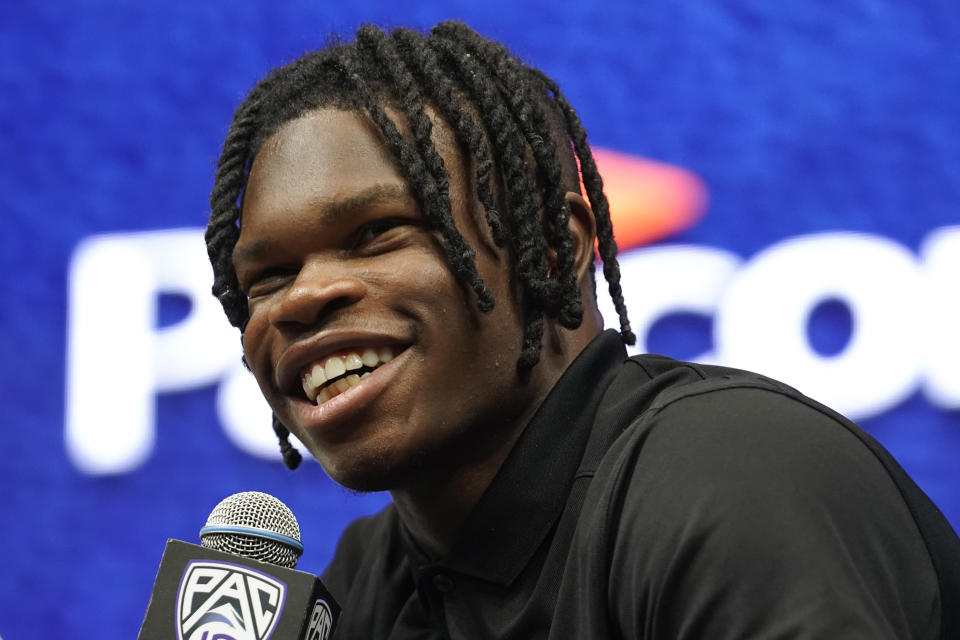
[353,218,417,248]
[244,269,293,298]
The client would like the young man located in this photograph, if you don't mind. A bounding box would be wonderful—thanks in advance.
[207,22,959,638]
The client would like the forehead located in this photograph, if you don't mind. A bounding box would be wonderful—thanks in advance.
[244,109,406,214]
[242,106,466,221]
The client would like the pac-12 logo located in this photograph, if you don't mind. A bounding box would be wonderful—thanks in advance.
[304,599,333,640]
[176,560,287,640]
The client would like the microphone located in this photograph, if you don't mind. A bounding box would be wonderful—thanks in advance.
[199,491,304,568]
[137,491,340,640]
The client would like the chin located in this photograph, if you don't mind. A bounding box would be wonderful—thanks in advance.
[317,447,432,494]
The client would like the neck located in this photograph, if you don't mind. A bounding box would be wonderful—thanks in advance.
[390,322,602,558]
[390,436,519,557]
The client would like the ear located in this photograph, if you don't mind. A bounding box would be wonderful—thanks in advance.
[564,191,597,284]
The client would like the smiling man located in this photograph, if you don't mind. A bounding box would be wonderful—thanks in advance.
[234,104,602,549]
[206,22,959,639]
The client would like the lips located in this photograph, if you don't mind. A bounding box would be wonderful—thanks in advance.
[300,346,397,405]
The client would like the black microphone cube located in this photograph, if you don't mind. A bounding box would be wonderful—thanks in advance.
[138,539,339,640]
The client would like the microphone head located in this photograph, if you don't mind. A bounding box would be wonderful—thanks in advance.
[199,491,304,569]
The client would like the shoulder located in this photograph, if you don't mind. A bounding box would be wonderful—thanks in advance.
[583,361,943,637]
[599,362,922,551]
[606,353,881,470]
[592,363,901,539]
[608,380,910,546]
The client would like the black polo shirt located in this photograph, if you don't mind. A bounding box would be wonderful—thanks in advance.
[323,330,959,639]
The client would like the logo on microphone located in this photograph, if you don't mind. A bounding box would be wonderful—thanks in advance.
[304,599,334,640]
[176,560,287,640]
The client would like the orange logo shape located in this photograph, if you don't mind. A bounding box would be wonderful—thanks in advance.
[588,148,708,250]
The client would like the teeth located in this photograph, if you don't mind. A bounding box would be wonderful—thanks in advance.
[301,362,327,403]
[325,356,346,380]
[300,346,400,405]
[345,353,363,371]
[314,362,327,382]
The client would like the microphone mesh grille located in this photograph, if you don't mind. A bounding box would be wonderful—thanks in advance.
[200,491,302,569]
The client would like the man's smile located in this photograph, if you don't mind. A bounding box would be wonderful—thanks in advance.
[272,328,413,409]
[301,345,398,404]
[283,344,413,443]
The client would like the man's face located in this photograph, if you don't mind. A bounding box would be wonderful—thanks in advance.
[234,108,561,491]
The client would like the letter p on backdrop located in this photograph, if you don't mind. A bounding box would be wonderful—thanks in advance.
[66,229,237,474]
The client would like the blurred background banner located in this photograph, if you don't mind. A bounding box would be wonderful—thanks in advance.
[1,1,957,635]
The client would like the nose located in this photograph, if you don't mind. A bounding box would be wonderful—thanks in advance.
[267,259,366,330]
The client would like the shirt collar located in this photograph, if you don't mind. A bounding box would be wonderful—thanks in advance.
[432,330,628,585]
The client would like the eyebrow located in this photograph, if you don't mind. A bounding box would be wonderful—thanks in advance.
[324,183,416,226]
[233,183,415,265]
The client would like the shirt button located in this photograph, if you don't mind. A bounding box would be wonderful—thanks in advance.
[432,573,455,593]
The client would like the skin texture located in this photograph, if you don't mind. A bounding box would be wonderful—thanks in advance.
[234,108,603,556]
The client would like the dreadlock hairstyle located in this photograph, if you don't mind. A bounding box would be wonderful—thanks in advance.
[206,22,635,469]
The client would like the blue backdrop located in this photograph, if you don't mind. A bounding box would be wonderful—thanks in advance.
[1,2,958,637]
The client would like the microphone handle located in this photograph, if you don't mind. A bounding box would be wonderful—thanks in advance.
[137,539,339,640]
